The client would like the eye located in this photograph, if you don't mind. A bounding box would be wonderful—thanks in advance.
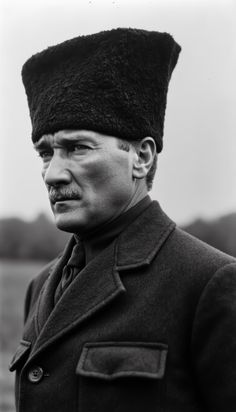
[38,150,53,161]
[68,144,91,154]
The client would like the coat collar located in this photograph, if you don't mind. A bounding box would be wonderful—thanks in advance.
[26,201,175,361]
[115,201,176,269]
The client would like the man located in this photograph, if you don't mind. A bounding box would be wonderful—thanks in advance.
[10,28,236,412]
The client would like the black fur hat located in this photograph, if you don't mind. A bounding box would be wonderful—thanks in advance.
[22,28,181,152]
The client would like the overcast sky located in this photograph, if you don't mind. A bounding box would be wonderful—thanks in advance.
[0,0,235,225]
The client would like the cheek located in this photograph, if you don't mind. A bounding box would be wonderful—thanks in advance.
[73,158,117,188]
[87,159,131,191]
[71,152,133,201]
[85,161,110,183]
[89,161,133,207]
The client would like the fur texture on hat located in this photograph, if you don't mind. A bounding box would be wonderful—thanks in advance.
[22,28,181,152]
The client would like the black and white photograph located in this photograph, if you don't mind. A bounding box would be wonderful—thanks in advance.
[0,0,236,411]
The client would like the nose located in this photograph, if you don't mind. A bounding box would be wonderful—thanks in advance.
[43,155,72,186]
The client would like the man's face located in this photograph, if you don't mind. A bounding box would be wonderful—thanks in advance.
[35,130,139,234]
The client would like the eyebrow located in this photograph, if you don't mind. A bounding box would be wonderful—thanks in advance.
[34,140,51,151]
[34,133,97,151]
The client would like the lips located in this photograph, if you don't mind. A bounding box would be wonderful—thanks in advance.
[50,196,80,204]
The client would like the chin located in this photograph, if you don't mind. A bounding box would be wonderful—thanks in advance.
[54,212,87,234]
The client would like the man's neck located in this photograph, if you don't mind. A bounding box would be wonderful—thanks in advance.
[76,195,152,264]
[122,185,149,214]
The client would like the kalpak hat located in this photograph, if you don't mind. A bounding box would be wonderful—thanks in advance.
[22,28,181,152]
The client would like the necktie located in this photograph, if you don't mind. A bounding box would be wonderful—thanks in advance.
[54,243,85,305]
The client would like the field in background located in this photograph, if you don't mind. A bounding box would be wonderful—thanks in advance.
[0,260,46,412]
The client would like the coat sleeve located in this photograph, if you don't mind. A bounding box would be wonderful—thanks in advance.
[191,262,236,411]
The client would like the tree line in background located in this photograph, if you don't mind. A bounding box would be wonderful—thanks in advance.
[0,212,235,261]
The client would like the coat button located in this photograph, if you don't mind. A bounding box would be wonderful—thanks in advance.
[27,366,44,383]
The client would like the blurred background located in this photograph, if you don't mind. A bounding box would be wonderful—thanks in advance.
[0,0,235,410]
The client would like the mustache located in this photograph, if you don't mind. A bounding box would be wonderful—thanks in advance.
[49,187,81,204]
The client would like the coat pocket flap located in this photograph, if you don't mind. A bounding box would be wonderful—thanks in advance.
[76,342,168,380]
[9,340,31,372]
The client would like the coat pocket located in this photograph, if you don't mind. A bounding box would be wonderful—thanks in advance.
[9,339,31,372]
[76,342,168,412]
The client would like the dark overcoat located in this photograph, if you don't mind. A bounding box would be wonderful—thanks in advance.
[10,202,236,412]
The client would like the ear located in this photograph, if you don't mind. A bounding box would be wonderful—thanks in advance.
[132,137,156,180]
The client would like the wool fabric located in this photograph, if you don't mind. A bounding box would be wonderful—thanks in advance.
[22,28,181,151]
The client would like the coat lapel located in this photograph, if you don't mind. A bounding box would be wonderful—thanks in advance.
[35,236,75,335]
[30,238,125,358]
[21,238,75,347]
[28,201,175,360]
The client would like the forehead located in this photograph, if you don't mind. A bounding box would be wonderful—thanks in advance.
[34,129,119,148]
